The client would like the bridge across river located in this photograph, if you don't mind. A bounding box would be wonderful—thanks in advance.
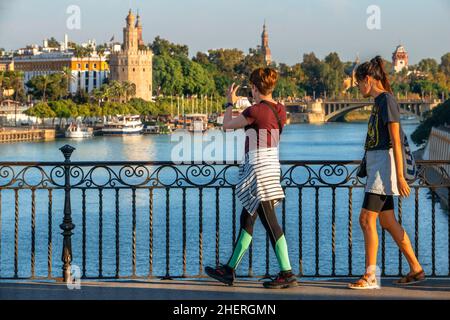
[285,99,441,122]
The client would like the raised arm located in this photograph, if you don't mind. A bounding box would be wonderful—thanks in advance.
[222,83,251,130]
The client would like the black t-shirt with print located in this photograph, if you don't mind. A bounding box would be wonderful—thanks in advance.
[364,92,401,151]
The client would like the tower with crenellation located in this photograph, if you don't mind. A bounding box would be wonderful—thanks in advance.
[109,10,153,101]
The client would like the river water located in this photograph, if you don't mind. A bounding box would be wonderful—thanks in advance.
[0,122,448,279]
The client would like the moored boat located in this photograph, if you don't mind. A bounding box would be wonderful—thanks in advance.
[101,115,143,135]
[184,114,208,132]
[65,123,94,138]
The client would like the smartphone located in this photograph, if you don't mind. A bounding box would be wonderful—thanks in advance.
[237,85,252,99]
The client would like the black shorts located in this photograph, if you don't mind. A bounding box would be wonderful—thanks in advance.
[362,192,394,212]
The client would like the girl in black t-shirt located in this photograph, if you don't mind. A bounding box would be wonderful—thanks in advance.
[348,56,424,289]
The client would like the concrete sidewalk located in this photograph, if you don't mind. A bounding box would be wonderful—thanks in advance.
[1,278,449,300]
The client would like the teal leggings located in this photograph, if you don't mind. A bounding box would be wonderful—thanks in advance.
[227,201,292,272]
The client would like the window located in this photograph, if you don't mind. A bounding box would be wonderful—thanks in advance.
[93,63,97,69]
[85,63,89,69]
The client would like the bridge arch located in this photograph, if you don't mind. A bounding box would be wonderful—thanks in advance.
[324,102,423,122]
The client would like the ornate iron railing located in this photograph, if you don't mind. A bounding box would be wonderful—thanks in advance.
[0,145,449,281]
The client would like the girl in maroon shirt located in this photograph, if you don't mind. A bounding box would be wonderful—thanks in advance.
[205,68,297,289]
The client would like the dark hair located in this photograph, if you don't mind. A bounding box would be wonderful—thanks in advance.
[355,55,393,94]
[249,67,278,95]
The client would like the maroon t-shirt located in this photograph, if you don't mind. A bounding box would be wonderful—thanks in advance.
[241,100,287,153]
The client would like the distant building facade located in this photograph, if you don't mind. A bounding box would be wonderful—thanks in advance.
[109,10,153,101]
[392,44,408,73]
[13,52,108,94]
[0,59,14,72]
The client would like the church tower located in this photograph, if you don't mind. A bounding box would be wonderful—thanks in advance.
[261,22,272,65]
[392,44,408,73]
[109,10,153,101]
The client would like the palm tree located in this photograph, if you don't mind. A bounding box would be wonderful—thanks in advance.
[109,80,125,102]
[91,87,106,106]
[123,81,136,103]
[41,74,50,102]
[73,45,90,59]
[11,71,24,101]
[0,72,4,102]
[101,83,112,102]
[87,46,94,57]
[61,67,76,97]
[0,71,25,102]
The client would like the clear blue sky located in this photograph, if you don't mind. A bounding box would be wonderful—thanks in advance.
[0,0,449,64]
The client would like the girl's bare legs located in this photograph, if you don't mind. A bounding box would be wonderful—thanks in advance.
[379,210,422,274]
[359,209,379,276]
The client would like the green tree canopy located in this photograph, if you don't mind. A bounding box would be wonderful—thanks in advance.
[24,102,56,120]
[180,58,215,95]
[47,37,60,48]
[150,36,189,57]
[26,73,69,101]
[206,49,244,74]
[0,70,25,101]
[440,53,450,77]
[417,58,439,75]
[411,99,450,145]
[301,52,323,95]
[153,54,184,95]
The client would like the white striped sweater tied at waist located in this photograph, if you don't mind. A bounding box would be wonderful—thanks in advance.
[236,147,285,215]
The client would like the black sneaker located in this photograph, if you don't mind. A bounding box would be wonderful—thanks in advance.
[205,264,235,286]
[263,271,298,289]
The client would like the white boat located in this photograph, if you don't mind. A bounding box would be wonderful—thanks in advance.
[185,114,208,132]
[216,110,242,125]
[101,115,143,135]
[143,121,174,134]
[143,121,160,134]
[65,123,94,138]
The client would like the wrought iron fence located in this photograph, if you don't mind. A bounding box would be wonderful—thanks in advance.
[0,145,449,281]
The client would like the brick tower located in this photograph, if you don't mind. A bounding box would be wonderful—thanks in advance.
[136,12,144,48]
[109,10,153,101]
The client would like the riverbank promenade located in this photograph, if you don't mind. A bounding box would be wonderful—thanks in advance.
[1,278,449,300]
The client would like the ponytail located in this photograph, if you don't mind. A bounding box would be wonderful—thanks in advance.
[371,56,393,94]
[355,55,393,94]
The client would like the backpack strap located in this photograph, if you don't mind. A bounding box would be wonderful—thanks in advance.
[260,100,283,134]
